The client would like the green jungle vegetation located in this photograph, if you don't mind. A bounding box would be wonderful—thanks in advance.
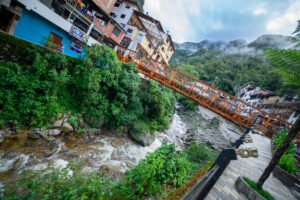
[0,42,176,132]
[169,48,300,110]
[1,141,219,200]
[273,131,298,174]
[242,177,275,200]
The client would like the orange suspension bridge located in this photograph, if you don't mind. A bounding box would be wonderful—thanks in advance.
[115,46,296,140]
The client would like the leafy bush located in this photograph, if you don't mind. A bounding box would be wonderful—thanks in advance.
[243,177,275,200]
[185,141,219,168]
[1,162,113,200]
[0,41,176,132]
[124,142,192,197]
[1,141,220,199]
[0,51,70,127]
[273,131,298,174]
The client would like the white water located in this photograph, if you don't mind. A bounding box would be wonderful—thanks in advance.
[0,108,244,185]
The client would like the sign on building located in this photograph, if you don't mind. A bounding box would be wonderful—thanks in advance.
[69,26,86,41]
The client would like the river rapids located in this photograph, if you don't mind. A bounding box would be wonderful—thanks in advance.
[0,106,244,186]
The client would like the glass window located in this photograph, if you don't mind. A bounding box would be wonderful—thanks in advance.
[113,27,121,37]
[127,28,133,33]
[114,3,120,7]
[73,18,89,33]
[126,5,130,9]
[90,29,102,41]
[121,14,126,19]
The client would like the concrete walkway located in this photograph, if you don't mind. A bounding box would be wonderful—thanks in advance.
[205,131,297,200]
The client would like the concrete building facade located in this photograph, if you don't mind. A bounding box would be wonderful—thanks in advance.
[0,0,125,57]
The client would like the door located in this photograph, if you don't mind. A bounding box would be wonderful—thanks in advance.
[46,32,63,50]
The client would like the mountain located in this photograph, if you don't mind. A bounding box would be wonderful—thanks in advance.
[247,34,294,49]
[174,34,295,55]
[174,40,227,52]
[169,34,300,97]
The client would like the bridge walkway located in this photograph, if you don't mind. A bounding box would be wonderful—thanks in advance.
[205,131,296,200]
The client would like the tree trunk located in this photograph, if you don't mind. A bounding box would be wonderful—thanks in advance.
[257,117,300,189]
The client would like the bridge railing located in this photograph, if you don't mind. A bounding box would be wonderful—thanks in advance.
[116,45,292,135]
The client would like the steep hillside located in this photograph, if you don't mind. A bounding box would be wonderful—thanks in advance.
[170,35,300,97]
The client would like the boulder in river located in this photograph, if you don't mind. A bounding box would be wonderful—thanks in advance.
[128,125,155,146]
[62,122,73,133]
[48,129,61,136]
[95,115,105,129]
[78,118,88,128]
[27,132,41,140]
[52,119,63,129]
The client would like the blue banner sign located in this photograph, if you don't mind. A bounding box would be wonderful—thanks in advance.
[69,26,86,41]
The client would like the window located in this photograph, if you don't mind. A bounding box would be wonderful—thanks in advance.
[112,27,121,37]
[120,14,126,19]
[114,3,120,7]
[148,43,152,48]
[90,28,102,41]
[127,28,133,33]
[62,9,71,20]
[126,5,130,9]
[73,18,89,33]
[161,47,165,51]
[110,12,117,17]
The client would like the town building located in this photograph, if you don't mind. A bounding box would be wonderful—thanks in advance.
[111,0,175,64]
[236,84,300,124]
[0,0,126,57]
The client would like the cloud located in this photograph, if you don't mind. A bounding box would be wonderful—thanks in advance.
[253,8,267,15]
[266,1,300,35]
[144,0,298,43]
[144,0,193,42]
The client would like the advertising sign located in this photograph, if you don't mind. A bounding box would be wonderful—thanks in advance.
[69,26,86,41]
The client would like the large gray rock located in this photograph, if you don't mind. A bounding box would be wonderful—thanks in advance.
[128,125,155,146]
[35,130,48,139]
[95,115,105,129]
[48,129,61,136]
[52,119,63,128]
[27,132,41,140]
[0,138,4,145]
[78,118,88,128]
[34,130,55,142]
[62,122,73,133]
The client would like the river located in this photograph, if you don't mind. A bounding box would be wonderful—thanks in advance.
[0,106,244,186]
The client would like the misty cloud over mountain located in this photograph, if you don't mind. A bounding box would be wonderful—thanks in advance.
[174,34,296,57]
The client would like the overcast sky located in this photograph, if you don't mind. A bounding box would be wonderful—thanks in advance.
[144,0,300,43]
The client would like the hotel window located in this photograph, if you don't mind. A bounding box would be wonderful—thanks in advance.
[113,27,121,37]
[90,28,102,41]
[121,14,126,19]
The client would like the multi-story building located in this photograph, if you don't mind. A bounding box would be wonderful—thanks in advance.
[0,0,125,57]
[236,84,300,124]
[111,0,175,64]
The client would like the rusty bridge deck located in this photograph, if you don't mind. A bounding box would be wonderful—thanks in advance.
[115,46,293,137]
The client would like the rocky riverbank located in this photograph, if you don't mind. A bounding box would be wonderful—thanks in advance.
[0,106,245,186]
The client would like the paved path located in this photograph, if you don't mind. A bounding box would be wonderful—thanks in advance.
[205,131,297,200]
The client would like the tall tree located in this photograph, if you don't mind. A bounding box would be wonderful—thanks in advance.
[257,20,300,189]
